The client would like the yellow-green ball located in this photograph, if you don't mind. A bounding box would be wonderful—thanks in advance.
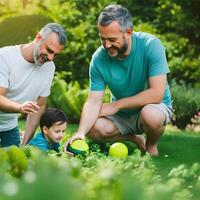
[109,142,128,158]
[67,139,89,155]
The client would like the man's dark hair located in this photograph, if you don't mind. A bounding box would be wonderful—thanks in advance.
[40,108,68,131]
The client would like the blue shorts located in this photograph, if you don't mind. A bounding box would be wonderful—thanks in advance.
[0,127,20,147]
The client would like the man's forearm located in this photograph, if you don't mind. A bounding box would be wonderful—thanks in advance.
[115,87,163,111]
[0,95,21,113]
[22,106,45,145]
[77,101,101,136]
[115,75,166,111]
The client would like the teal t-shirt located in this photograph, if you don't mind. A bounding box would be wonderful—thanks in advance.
[89,31,172,116]
[28,132,60,152]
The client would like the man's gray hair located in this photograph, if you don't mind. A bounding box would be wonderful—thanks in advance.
[39,23,67,46]
[98,5,133,32]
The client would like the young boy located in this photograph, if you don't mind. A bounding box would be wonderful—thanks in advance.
[28,108,68,152]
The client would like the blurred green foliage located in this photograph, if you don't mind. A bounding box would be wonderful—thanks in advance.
[0,0,200,86]
[0,15,51,47]
[0,145,200,200]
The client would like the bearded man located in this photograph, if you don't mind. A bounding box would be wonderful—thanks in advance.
[0,23,66,147]
[65,5,174,156]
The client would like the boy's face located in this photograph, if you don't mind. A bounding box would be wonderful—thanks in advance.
[43,122,67,143]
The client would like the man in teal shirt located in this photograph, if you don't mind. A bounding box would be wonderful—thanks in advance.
[65,5,174,156]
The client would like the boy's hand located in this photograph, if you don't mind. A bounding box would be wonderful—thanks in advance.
[63,132,85,156]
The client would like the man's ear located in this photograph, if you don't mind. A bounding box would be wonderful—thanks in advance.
[126,28,133,35]
[42,126,49,135]
[35,33,42,42]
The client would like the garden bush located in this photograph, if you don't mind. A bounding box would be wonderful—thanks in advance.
[171,82,200,129]
[1,0,200,86]
[186,112,200,133]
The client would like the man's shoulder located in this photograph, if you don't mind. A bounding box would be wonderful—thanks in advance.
[134,31,157,40]
[42,61,55,69]
[133,31,164,53]
[134,31,160,45]
[92,46,107,61]
[0,45,19,55]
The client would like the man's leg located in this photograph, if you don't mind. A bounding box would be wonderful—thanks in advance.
[87,117,146,151]
[140,105,166,156]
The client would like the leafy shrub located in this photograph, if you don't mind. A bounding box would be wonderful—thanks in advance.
[171,82,200,129]
[186,112,200,133]
[48,72,88,122]
[1,0,200,86]
[6,146,28,177]
[1,145,199,200]
[164,33,200,86]
[0,148,9,173]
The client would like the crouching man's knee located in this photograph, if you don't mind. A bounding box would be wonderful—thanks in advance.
[140,105,166,131]
[87,118,117,141]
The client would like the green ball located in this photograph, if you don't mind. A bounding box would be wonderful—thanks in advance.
[109,142,128,158]
[67,139,89,156]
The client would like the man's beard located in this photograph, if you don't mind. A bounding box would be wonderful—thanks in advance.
[33,42,48,66]
[106,41,129,59]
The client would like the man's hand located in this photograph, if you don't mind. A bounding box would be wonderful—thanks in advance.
[63,132,85,156]
[19,101,40,114]
[99,102,119,117]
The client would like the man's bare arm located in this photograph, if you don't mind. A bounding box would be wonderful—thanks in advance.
[22,96,47,145]
[64,91,104,151]
[0,87,40,114]
[77,91,104,135]
[99,75,166,117]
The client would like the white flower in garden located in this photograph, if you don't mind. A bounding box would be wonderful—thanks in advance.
[3,181,18,196]
[99,168,114,181]
[23,170,37,183]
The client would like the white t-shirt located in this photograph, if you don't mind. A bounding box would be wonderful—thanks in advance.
[0,45,55,131]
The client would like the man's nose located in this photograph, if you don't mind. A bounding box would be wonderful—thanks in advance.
[104,40,112,49]
[47,54,55,61]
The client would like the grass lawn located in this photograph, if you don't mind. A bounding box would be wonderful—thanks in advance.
[154,131,200,176]
[19,120,200,177]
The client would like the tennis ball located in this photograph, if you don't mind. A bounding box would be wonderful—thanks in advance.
[109,142,128,158]
[67,139,89,156]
